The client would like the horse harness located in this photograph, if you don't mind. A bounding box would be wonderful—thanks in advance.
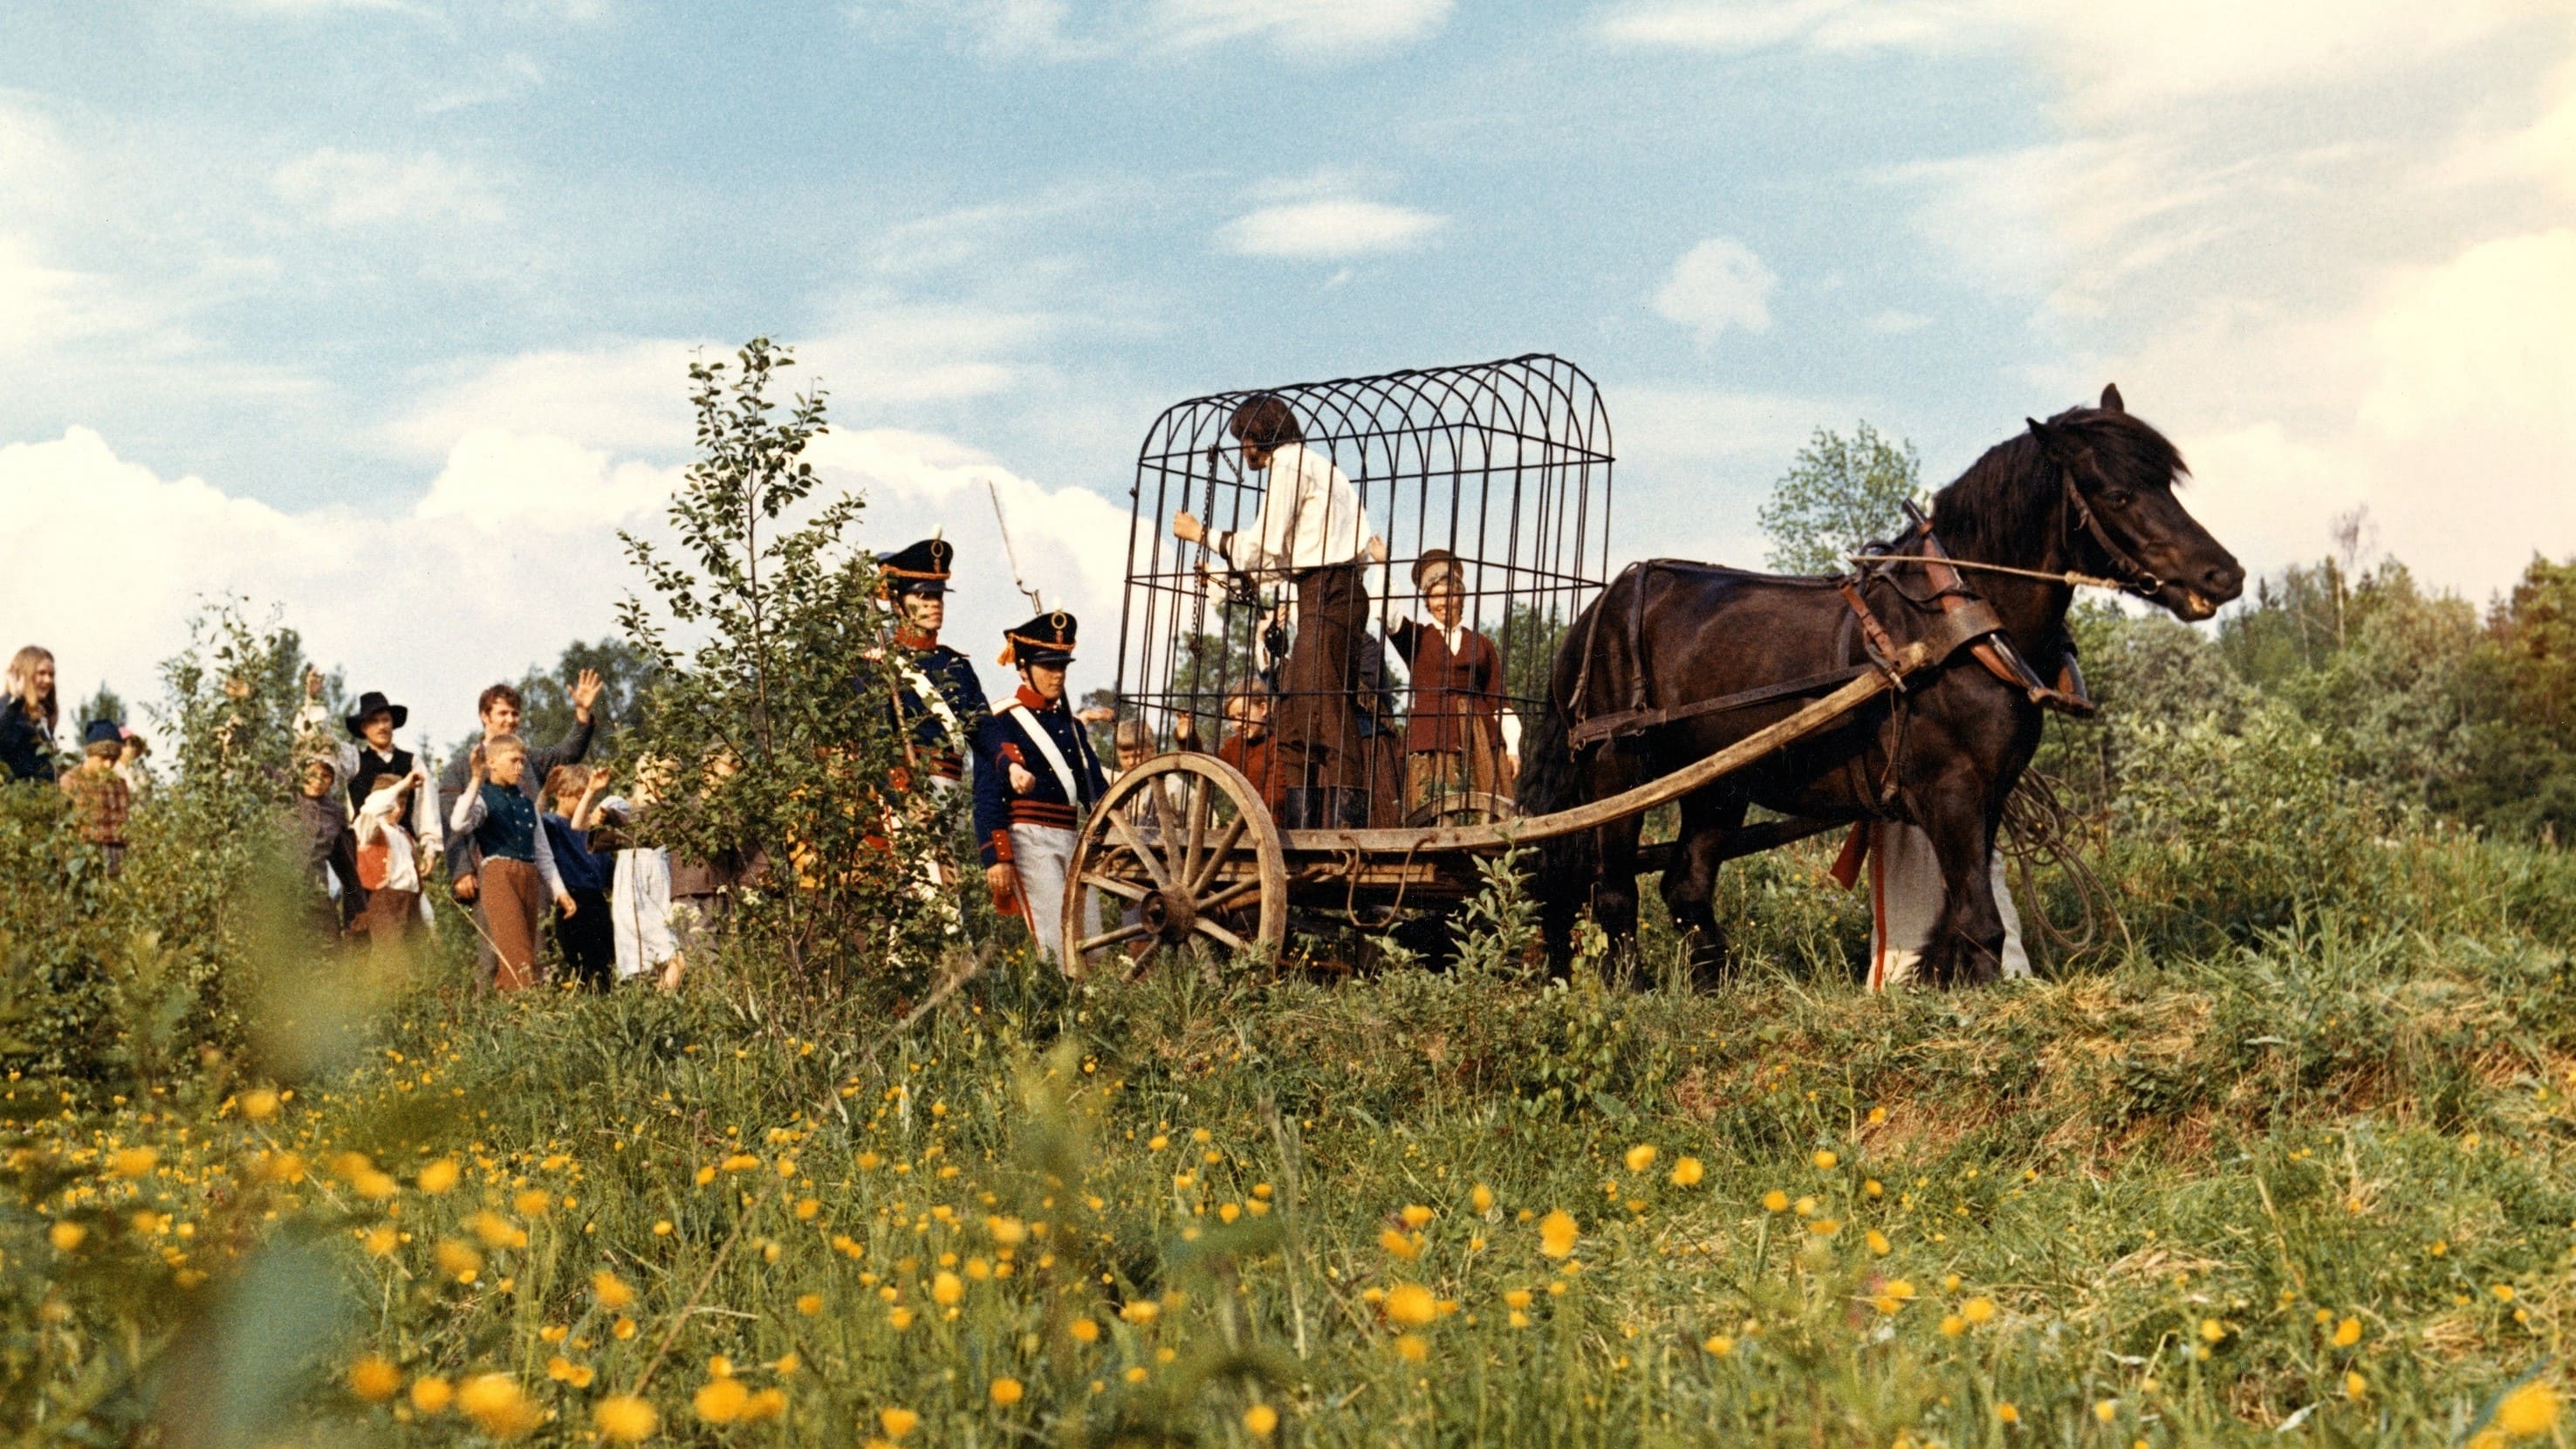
[1564,529,2096,757]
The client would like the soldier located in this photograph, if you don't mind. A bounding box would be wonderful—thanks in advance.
[974,609,1113,966]
[873,538,988,789]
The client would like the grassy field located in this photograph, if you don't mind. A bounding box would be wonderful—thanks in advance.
[11,824,2576,1446]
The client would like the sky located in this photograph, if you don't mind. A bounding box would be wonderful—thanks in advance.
[3,0,2573,746]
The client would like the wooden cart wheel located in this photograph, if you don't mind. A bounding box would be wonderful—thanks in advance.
[1063,753,1287,972]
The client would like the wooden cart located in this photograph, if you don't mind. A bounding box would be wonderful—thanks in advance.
[1063,353,1927,963]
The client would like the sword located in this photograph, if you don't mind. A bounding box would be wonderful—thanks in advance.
[987,477,1044,614]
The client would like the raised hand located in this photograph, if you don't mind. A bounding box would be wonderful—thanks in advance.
[571,669,605,720]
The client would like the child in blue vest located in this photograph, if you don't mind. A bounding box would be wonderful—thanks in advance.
[448,735,572,991]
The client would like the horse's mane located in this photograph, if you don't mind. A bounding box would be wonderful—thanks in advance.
[1929,407,2189,565]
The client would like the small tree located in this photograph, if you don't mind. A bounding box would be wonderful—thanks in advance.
[619,340,945,982]
[1758,422,1923,574]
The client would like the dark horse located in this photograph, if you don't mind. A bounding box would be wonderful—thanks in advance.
[1518,386,2244,985]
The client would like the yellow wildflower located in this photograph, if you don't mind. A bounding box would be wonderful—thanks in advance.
[695,1377,749,1424]
[798,1292,824,1315]
[1997,1403,2019,1424]
[1070,1316,1101,1343]
[1625,1144,1657,1172]
[348,1355,402,1403]
[110,1146,157,1178]
[1394,1333,1428,1363]
[456,1374,539,1438]
[240,1088,280,1121]
[1471,1184,1495,1212]
[1538,1210,1579,1258]
[594,1271,636,1309]
[931,1271,963,1306]
[880,1407,921,1439]
[1379,1228,1420,1260]
[1961,1296,1996,1326]
[1244,1404,1279,1437]
[1762,1191,1789,1213]
[2496,1383,2560,1438]
[1385,1283,1437,1328]
[1812,1150,1837,1171]
[2333,1316,2362,1348]
[1864,1229,1890,1255]
[594,1394,659,1443]
[411,1376,454,1413]
[416,1159,460,1194]
[990,1377,1024,1406]
[49,1221,83,1253]
[433,1240,482,1282]
[1669,1157,1704,1187]
[1703,1334,1734,1356]
[2344,1371,2367,1400]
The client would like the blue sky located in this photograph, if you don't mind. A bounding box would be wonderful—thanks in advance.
[4,1,2572,742]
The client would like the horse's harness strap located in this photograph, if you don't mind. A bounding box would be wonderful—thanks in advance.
[1565,665,1874,749]
[1913,529,2098,718]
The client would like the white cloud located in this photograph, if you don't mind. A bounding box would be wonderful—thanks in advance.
[855,0,1449,62]
[1651,237,1777,341]
[0,415,1141,748]
[1216,198,1445,260]
[0,426,672,747]
[1595,0,1979,53]
[1868,308,1930,333]
[1149,0,1454,55]
[271,148,501,227]
[392,341,704,457]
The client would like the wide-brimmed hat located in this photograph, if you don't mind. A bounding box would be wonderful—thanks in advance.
[344,690,408,735]
[999,609,1079,668]
[878,538,954,598]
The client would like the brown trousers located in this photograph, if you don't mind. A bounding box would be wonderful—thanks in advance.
[353,887,419,952]
[479,858,544,992]
[1275,563,1370,793]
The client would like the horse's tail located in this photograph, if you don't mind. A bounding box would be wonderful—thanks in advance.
[1517,690,1592,965]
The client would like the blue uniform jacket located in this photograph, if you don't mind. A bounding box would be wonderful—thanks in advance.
[972,689,1109,866]
[873,640,989,780]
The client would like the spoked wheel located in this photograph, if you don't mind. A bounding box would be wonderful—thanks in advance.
[1063,754,1287,973]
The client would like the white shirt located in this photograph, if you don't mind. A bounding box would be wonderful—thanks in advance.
[1219,443,1374,581]
[354,786,422,894]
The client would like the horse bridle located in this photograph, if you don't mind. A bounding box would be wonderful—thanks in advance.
[2053,451,2166,601]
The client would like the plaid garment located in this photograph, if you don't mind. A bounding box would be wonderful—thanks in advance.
[60,768,130,846]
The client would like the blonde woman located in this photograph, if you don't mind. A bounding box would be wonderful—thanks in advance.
[2,646,59,784]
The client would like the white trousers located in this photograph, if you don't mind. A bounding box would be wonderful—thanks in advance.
[1008,823,1096,965]
[611,847,676,982]
[1866,821,2029,990]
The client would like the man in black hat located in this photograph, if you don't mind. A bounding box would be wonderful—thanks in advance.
[312,686,446,883]
[869,537,988,791]
[974,609,1113,966]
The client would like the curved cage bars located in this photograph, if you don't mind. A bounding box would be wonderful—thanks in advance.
[1113,354,1614,818]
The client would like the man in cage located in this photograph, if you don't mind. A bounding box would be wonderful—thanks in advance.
[975,610,1113,965]
[1170,394,1385,829]
[1387,549,1511,821]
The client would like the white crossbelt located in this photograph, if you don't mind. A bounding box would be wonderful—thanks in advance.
[1000,704,1082,807]
[898,656,967,756]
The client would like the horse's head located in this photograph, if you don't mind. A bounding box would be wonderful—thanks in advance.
[2027,385,2244,621]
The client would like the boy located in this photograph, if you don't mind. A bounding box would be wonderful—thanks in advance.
[542,765,619,991]
[974,610,1112,967]
[448,735,575,991]
[58,720,131,874]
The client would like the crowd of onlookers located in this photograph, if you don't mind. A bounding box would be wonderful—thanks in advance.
[3,642,688,993]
